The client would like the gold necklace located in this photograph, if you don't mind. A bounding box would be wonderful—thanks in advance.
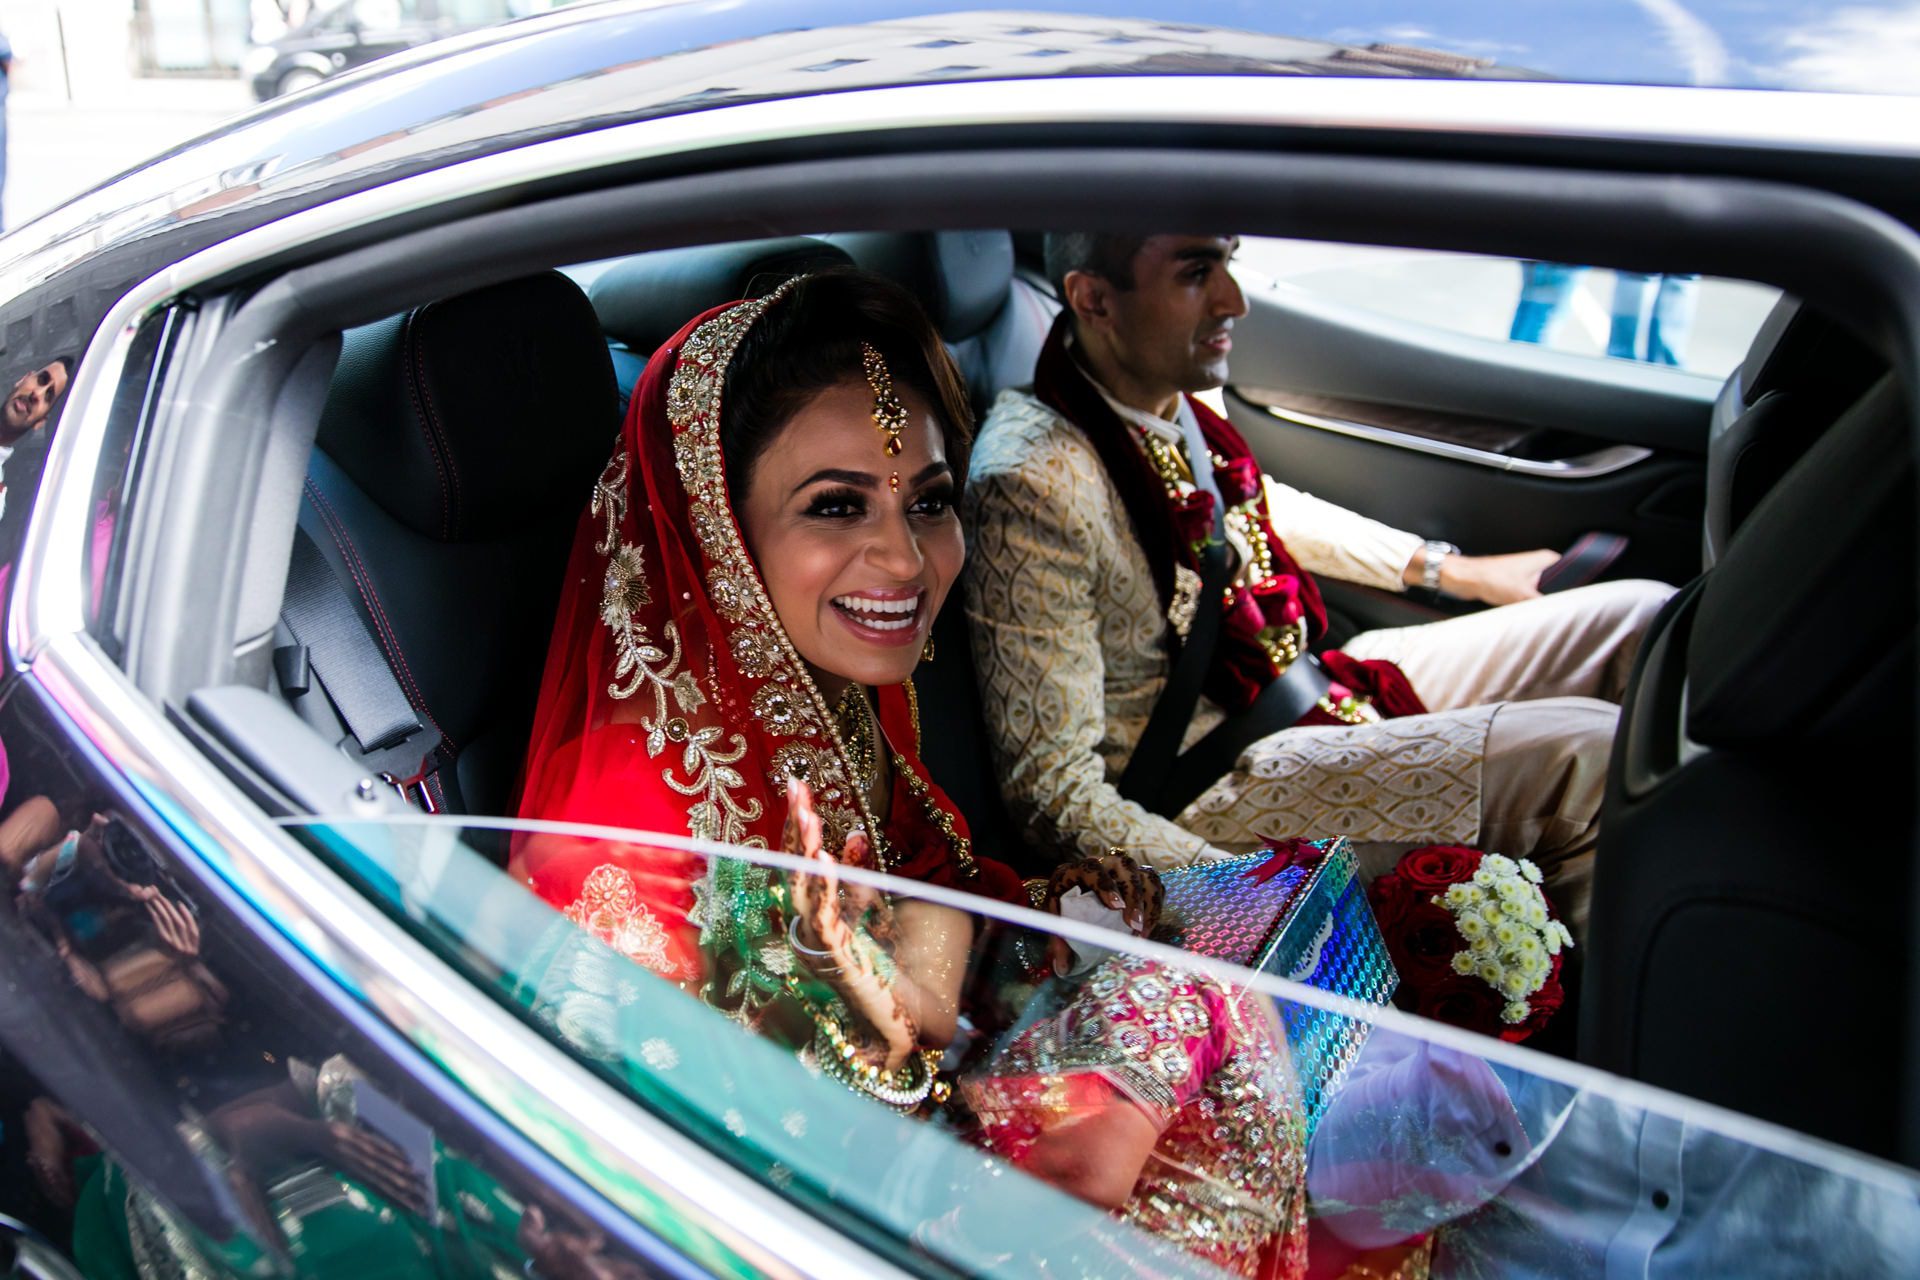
[894,755,977,880]
[832,685,880,793]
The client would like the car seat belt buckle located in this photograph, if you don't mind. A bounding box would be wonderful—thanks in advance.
[379,763,441,813]
[345,725,445,813]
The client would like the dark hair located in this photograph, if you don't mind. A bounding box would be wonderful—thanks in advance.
[1042,231,1150,301]
[720,267,974,498]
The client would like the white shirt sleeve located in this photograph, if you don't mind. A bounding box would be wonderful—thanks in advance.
[1262,476,1425,594]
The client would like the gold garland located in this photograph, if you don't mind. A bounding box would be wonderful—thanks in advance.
[1133,428,1376,725]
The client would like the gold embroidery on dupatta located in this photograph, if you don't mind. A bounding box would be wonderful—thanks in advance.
[592,451,629,554]
[597,544,754,843]
[594,435,761,845]
[661,280,882,853]
[565,864,674,976]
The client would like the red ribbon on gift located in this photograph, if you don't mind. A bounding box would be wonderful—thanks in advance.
[1246,836,1326,884]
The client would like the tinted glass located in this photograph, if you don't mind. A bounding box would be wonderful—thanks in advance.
[285,816,1920,1278]
[83,308,181,653]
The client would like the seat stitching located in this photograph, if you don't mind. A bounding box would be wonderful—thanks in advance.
[303,477,456,748]
[401,306,453,541]
[410,302,465,538]
[303,478,436,728]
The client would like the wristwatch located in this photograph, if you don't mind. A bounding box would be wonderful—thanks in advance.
[1421,540,1460,594]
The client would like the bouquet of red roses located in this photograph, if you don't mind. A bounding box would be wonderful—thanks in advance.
[1368,845,1573,1043]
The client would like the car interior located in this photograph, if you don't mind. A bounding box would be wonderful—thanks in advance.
[87,152,1917,1171]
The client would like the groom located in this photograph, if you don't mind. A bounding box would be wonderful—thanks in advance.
[962,232,1671,935]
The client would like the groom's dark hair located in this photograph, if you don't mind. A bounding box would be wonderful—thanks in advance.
[722,267,974,496]
[1043,232,1149,303]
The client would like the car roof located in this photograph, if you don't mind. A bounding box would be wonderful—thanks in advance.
[0,1,1907,292]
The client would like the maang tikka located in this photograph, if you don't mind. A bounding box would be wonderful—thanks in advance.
[860,341,908,457]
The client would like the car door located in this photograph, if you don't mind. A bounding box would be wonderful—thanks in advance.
[0,305,684,1279]
[1222,242,1773,643]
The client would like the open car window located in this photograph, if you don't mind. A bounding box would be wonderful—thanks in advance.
[276,815,1920,1278]
[1237,237,1780,380]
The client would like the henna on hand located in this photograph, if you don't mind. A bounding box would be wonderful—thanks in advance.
[1046,852,1165,936]
[779,779,919,1069]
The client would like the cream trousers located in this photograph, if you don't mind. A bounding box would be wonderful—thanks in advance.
[1181,580,1672,937]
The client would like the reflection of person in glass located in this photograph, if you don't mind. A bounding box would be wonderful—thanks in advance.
[0,358,73,522]
[512,270,1313,1273]
[14,814,228,1051]
[2,359,71,438]
[65,1050,641,1279]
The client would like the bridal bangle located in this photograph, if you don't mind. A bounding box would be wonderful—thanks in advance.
[788,914,837,964]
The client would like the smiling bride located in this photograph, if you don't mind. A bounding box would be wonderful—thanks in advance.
[510,268,1314,1276]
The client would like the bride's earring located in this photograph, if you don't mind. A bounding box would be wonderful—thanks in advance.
[920,638,936,664]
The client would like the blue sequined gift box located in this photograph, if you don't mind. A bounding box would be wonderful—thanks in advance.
[1156,837,1396,1137]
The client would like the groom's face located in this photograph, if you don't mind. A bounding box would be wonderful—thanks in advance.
[736,377,964,701]
[1094,235,1246,397]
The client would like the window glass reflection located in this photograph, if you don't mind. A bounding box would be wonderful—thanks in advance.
[287,818,1920,1279]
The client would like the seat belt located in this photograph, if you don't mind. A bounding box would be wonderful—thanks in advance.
[1118,538,1233,814]
[1156,656,1331,817]
[278,527,444,810]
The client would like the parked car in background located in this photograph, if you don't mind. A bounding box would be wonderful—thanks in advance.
[244,0,560,100]
[1,1,1918,1274]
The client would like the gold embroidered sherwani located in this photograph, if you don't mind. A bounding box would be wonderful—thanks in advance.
[966,388,1666,936]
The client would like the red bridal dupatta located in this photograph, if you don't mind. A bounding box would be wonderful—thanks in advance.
[513,283,1018,1003]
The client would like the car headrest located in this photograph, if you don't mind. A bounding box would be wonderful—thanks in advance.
[589,237,854,359]
[824,231,1016,342]
[1687,373,1912,745]
[1734,295,1882,410]
[316,271,618,542]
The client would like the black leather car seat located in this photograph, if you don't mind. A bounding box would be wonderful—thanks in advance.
[1581,312,1914,1157]
[1703,296,1884,565]
[589,237,854,414]
[824,231,1059,417]
[281,271,619,819]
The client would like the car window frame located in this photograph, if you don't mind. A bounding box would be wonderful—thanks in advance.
[19,77,1920,1260]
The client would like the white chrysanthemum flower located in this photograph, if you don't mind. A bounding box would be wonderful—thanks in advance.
[1502,1000,1530,1024]
[1525,901,1548,927]
[1517,934,1543,960]
[1457,915,1487,940]
[1481,902,1505,925]
[1545,930,1563,955]
[1444,884,1470,907]
[1494,923,1520,947]
[1520,859,1543,884]
[1499,973,1529,1000]
[1476,960,1502,985]
[1470,937,1495,957]
[1452,951,1476,975]
[1462,885,1486,906]
[1483,854,1516,876]
[1472,867,1495,887]
[1554,921,1575,948]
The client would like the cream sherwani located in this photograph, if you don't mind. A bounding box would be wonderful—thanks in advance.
[965,388,1671,937]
